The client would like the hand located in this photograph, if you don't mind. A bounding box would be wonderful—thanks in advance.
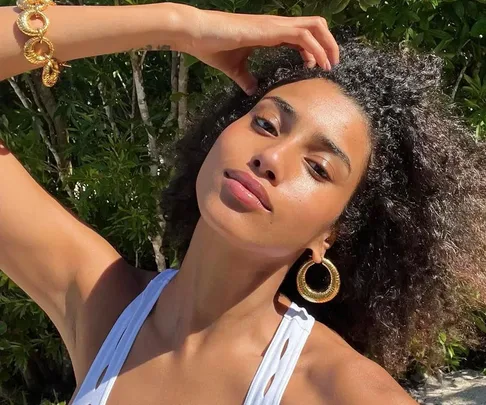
[176,7,339,96]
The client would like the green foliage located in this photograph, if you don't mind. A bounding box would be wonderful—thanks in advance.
[438,331,470,372]
[472,309,486,334]
[0,272,71,405]
[0,0,485,403]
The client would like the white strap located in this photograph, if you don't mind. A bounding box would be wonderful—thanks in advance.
[243,302,315,404]
[73,269,178,405]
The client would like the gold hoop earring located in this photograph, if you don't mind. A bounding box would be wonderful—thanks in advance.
[296,256,340,303]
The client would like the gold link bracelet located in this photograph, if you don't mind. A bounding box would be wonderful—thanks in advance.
[16,0,68,87]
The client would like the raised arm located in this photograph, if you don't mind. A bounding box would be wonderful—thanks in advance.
[0,3,339,378]
[1,2,339,91]
[0,2,193,81]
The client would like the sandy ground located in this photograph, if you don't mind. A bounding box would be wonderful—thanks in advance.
[404,369,486,405]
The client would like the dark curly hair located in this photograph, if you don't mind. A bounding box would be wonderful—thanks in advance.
[160,34,486,378]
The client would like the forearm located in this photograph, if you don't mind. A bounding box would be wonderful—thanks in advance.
[0,2,194,81]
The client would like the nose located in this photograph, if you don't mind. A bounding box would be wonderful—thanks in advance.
[250,142,290,185]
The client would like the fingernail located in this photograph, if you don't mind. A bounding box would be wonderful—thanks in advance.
[326,60,332,71]
[245,86,256,96]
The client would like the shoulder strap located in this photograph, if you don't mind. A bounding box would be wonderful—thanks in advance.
[243,302,315,405]
[72,269,178,405]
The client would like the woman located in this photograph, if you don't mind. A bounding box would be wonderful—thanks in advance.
[1,1,484,404]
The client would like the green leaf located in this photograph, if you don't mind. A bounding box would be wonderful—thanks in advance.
[302,1,319,15]
[466,1,478,18]
[328,0,350,14]
[169,92,187,102]
[463,74,482,92]
[470,18,486,37]
[1,114,8,129]
[412,32,424,47]
[210,0,235,12]
[7,278,17,290]
[473,313,486,333]
[464,99,480,109]
[234,0,248,9]
[365,0,382,6]
[434,38,453,53]
[183,54,200,68]
[391,26,406,39]
[428,29,453,39]
[453,1,464,20]
[381,11,398,28]
[0,321,6,335]
[403,10,420,23]
[290,3,302,16]
[460,23,470,43]
[359,0,380,11]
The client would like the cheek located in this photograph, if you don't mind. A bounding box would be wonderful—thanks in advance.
[217,122,251,160]
[278,179,341,236]
[195,124,249,212]
[201,122,249,172]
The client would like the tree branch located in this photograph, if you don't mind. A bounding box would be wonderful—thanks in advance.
[97,79,120,137]
[129,50,166,271]
[23,74,57,145]
[177,52,189,134]
[8,77,74,199]
[162,50,179,129]
[451,63,468,101]
[129,82,137,142]
[32,76,66,145]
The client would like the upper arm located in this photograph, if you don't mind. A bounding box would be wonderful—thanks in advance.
[315,352,419,405]
[0,142,124,351]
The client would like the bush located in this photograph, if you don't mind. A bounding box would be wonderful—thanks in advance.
[0,0,484,403]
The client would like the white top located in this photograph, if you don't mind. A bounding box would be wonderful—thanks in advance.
[70,268,315,405]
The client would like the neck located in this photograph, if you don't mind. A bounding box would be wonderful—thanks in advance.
[152,217,301,358]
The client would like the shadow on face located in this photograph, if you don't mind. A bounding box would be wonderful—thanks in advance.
[195,78,371,259]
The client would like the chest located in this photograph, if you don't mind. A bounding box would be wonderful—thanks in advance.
[68,320,324,405]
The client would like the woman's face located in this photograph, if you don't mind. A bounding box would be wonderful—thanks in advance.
[196,78,370,259]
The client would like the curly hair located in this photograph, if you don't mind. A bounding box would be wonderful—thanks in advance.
[160,34,486,378]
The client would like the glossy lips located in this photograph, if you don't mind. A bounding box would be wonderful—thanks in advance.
[224,169,273,212]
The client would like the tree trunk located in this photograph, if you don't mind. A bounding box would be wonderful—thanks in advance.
[177,52,188,134]
[129,50,167,271]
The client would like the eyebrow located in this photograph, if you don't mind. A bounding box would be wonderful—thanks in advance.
[261,96,352,173]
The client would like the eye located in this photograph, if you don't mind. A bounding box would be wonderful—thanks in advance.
[306,159,330,181]
[252,116,278,136]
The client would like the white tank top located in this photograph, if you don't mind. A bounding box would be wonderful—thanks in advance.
[70,268,315,405]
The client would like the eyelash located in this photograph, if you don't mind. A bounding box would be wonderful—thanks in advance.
[252,115,330,181]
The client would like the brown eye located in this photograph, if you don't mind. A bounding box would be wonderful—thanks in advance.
[253,116,278,136]
[306,159,330,180]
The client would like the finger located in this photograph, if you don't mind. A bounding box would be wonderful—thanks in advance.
[273,16,339,66]
[306,17,339,66]
[300,49,317,68]
[283,27,331,70]
[227,63,258,95]
[283,43,316,68]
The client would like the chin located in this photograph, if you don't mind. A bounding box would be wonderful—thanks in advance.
[195,165,276,254]
[199,191,258,244]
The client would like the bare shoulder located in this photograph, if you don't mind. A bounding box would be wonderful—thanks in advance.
[71,263,149,383]
[305,322,419,405]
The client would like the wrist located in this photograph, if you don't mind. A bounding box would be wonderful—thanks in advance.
[154,2,200,53]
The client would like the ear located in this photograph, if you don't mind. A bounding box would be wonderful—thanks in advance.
[308,231,333,264]
[308,224,339,263]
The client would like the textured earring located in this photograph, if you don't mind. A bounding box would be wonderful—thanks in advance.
[296,256,340,303]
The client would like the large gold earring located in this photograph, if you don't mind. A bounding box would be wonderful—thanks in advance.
[296,256,340,303]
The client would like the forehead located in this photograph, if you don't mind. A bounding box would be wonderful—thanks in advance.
[262,78,371,178]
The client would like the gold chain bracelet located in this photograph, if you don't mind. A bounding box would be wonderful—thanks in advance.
[16,0,69,87]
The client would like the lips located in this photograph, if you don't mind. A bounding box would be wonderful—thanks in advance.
[224,169,273,212]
